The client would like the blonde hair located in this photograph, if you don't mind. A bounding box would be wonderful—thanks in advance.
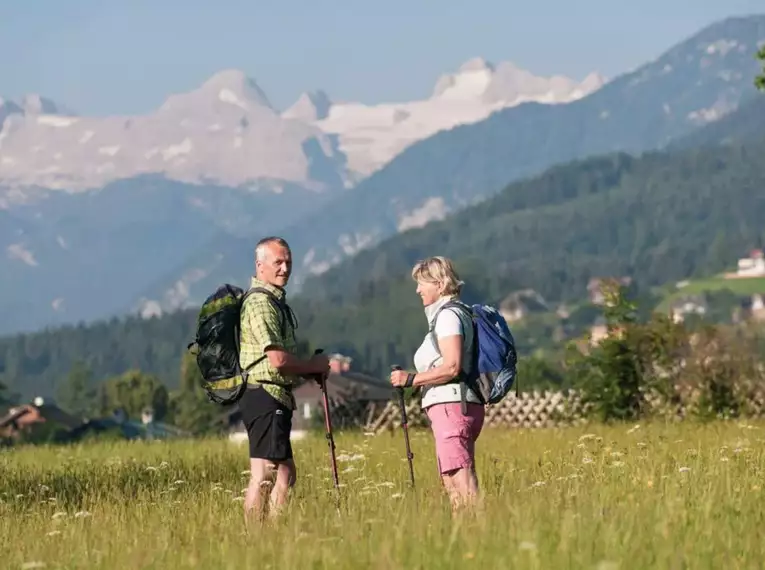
[411,256,464,297]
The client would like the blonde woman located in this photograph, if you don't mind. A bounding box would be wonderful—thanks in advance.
[389,256,484,509]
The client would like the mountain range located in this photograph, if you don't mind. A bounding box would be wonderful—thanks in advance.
[1,14,764,336]
[0,59,602,195]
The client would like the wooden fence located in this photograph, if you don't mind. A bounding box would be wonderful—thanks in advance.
[327,385,765,434]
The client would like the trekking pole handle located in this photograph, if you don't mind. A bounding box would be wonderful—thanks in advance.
[313,348,327,382]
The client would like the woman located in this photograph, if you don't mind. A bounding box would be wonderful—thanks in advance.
[389,256,485,510]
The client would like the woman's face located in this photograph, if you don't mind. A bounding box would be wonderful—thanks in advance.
[416,279,442,306]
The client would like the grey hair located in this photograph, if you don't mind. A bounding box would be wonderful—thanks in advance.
[255,236,291,262]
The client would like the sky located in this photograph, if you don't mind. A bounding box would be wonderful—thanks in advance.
[0,0,763,116]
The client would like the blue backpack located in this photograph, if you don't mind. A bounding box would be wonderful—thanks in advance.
[430,300,518,412]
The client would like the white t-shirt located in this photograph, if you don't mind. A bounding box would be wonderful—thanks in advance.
[413,297,481,409]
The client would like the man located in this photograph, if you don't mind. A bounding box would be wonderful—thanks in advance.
[238,236,329,523]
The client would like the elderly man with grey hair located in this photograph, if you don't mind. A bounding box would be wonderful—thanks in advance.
[238,236,330,524]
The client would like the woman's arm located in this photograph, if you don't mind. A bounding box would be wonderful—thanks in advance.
[409,333,463,387]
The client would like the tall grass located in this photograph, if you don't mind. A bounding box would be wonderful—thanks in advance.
[2,421,765,569]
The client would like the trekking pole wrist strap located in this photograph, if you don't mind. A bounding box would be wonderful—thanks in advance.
[405,373,415,388]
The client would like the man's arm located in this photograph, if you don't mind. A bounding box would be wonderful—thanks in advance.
[265,347,328,376]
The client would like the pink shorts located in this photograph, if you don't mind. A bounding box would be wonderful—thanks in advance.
[426,402,485,475]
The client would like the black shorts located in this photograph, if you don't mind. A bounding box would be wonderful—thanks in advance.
[238,386,293,461]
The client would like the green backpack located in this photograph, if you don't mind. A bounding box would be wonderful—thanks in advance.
[187,283,292,405]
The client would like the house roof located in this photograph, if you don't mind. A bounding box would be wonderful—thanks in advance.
[0,402,83,431]
[294,371,393,402]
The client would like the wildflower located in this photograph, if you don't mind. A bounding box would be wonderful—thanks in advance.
[336,453,365,462]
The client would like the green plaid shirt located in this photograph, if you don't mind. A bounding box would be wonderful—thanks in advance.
[239,277,298,409]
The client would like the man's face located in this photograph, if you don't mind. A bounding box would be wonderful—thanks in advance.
[257,242,292,288]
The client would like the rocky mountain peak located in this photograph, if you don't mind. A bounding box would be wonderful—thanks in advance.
[282,89,333,121]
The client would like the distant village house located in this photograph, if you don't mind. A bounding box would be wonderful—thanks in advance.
[726,249,765,279]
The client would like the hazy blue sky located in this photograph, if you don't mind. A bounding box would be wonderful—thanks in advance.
[1,0,762,115]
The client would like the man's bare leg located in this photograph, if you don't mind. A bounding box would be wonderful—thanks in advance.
[269,458,296,518]
[244,458,275,525]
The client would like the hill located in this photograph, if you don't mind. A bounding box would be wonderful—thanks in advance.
[279,16,765,277]
[0,176,338,335]
[282,135,765,374]
[669,94,765,150]
[5,131,765,397]
[136,15,765,314]
[301,133,765,303]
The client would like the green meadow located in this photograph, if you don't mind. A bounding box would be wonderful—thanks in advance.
[2,422,765,569]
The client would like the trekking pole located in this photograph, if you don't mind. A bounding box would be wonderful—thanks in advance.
[315,349,340,490]
[391,365,415,488]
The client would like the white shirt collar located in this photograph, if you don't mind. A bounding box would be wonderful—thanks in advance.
[424,295,457,325]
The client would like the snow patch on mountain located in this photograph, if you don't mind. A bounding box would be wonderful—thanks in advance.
[397,197,449,231]
[7,243,38,266]
[298,58,606,177]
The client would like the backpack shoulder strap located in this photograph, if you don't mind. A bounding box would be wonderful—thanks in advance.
[428,300,474,355]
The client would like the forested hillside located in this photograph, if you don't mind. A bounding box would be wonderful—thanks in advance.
[301,138,765,305]
[0,311,197,401]
[5,134,765,398]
